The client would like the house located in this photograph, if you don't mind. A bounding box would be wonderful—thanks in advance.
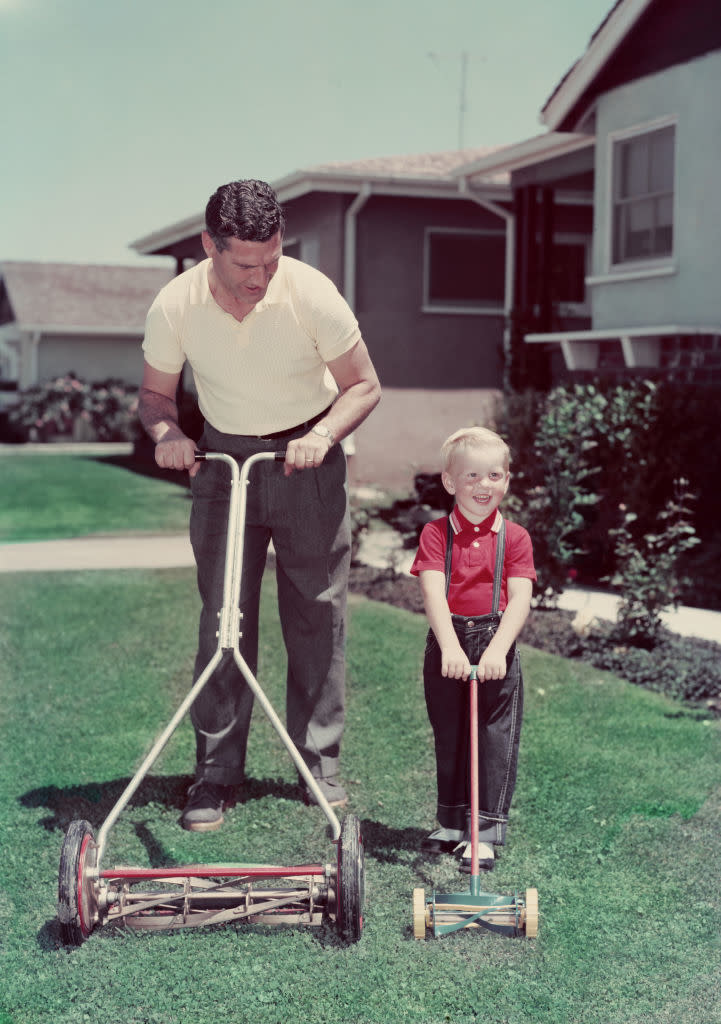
[130,149,517,487]
[455,0,721,384]
[0,262,174,413]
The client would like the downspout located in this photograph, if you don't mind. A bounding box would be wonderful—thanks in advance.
[457,177,515,393]
[343,183,372,308]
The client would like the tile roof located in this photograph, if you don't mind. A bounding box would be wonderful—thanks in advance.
[305,146,508,182]
[0,261,174,332]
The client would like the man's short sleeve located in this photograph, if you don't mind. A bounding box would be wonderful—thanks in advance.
[142,296,186,375]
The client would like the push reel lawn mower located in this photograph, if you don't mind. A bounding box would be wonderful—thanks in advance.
[58,451,364,945]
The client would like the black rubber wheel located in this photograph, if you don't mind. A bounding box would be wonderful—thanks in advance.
[337,814,364,942]
[58,820,99,946]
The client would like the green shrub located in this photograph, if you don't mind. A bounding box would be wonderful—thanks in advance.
[503,379,721,610]
[581,624,721,705]
[7,373,142,442]
[605,481,699,647]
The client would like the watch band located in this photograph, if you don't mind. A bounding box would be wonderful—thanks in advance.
[312,423,335,445]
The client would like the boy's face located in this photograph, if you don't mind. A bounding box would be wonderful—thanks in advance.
[442,445,510,524]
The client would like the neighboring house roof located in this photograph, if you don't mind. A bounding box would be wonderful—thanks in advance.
[294,147,508,182]
[0,261,173,335]
[131,147,510,256]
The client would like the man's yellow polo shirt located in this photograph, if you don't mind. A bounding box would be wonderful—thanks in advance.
[142,255,361,436]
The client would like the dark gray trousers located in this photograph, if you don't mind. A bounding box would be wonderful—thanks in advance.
[188,423,351,786]
[423,613,523,846]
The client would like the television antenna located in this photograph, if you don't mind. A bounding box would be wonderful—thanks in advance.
[427,50,485,150]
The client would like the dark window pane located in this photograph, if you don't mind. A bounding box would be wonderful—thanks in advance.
[428,233,505,304]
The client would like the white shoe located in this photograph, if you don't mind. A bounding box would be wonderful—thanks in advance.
[457,840,495,873]
[421,826,464,853]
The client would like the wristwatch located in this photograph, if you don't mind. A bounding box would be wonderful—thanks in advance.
[312,423,335,445]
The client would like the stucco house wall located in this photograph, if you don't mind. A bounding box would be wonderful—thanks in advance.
[354,194,507,388]
[35,333,145,386]
[591,49,721,330]
[283,192,347,280]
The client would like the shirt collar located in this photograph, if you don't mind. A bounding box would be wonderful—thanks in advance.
[449,506,503,535]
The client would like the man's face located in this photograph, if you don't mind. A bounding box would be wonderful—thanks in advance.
[202,230,282,307]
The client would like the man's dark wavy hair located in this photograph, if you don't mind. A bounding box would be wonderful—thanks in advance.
[205,180,285,250]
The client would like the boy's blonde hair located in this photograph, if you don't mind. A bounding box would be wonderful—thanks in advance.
[441,426,511,472]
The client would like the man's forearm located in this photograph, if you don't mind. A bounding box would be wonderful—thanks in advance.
[138,388,184,443]
[324,379,381,445]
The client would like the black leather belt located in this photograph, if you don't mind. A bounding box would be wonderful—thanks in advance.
[255,405,330,441]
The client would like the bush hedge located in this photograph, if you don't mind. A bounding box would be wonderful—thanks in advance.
[5,373,142,443]
[519,606,721,709]
[501,379,721,610]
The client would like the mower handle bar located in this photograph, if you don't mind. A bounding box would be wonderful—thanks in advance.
[195,450,287,462]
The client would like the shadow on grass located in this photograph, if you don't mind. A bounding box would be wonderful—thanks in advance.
[23,776,435,870]
[20,773,302,835]
[97,450,192,491]
[358,818,427,864]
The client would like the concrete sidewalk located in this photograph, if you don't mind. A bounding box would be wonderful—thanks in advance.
[0,533,194,573]
[1,532,719,644]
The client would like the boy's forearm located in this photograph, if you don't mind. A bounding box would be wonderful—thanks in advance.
[420,574,458,648]
[488,591,531,657]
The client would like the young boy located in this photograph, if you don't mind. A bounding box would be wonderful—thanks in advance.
[410,427,536,871]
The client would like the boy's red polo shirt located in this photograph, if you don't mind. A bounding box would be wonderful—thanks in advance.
[410,507,536,616]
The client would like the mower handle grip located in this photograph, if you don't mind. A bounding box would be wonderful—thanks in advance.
[194,450,286,462]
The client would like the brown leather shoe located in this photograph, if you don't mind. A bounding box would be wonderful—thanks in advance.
[181,781,234,832]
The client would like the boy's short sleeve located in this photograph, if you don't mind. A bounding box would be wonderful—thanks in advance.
[410,518,447,577]
[505,522,536,581]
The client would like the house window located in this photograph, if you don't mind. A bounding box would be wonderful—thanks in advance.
[612,123,675,265]
[425,229,505,310]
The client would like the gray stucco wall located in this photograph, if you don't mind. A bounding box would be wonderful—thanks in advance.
[590,49,721,329]
[354,195,507,388]
[37,334,145,386]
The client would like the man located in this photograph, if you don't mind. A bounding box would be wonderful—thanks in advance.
[138,179,381,831]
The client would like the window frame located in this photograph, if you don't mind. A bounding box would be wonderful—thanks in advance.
[607,117,677,273]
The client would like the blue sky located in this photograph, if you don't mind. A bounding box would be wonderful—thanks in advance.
[1,0,613,266]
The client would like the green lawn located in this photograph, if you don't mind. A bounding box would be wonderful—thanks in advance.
[0,453,191,541]
[1,568,719,1024]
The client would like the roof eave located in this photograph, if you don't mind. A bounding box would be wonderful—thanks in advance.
[541,0,656,131]
[454,132,594,182]
[130,214,205,256]
[130,170,512,255]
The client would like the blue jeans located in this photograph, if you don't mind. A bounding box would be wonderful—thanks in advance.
[423,612,523,845]
[188,423,351,786]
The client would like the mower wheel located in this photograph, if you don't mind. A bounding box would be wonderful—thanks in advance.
[58,820,99,946]
[412,888,427,940]
[524,887,539,938]
[338,814,364,942]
